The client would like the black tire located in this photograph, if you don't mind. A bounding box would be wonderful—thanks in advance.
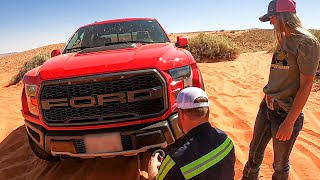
[28,135,61,161]
[200,71,205,91]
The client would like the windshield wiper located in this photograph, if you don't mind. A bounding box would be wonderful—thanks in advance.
[65,41,157,53]
[65,46,94,51]
[104,41,155,46]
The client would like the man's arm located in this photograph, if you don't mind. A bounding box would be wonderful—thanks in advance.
[277,37,319,141]
[148,154,184,180]
[276,73,314,141]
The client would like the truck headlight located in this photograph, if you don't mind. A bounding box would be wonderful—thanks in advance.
[26,84,37,97]
[25,84,39,116]
[168,65,193,88]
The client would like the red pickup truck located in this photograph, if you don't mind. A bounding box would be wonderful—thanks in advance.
[22,18,204,161]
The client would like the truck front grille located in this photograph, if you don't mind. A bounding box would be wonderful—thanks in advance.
[39,70,168,126]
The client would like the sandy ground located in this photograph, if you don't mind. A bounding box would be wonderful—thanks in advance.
[0,51,319,180]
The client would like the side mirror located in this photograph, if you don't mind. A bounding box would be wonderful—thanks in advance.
[176,36,189,48]
[51,49,61,58]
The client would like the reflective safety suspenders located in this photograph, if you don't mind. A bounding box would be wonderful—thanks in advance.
[156,155,176,180]
[180,137,234,179]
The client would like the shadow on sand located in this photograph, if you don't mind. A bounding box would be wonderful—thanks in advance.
[0,125,152,180]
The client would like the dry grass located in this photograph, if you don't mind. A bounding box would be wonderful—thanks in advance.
[228,29,274,53]
[188,33,240,62]
[170,29,274,53]
[311,30,320,40]
[0,43,65,75]
[313,78,320,92]
[1,43,64,86]
[311,30,320,76]
[7,52,51,86]
[169,30,245,43]
[313,30,320,84]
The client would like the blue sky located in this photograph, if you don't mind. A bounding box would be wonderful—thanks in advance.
[0,0,319,54]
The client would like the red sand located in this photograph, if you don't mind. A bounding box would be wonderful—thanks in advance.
[1,51,319,180]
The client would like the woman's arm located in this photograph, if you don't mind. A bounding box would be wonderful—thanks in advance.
[276,73,315,141]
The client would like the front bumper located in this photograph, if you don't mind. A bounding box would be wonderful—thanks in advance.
[25,113,183,158]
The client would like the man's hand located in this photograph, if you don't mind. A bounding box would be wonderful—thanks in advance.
[148,153,163,180]
[276,118,294,141]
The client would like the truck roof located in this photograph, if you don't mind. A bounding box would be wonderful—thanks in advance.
[80,18,156,28]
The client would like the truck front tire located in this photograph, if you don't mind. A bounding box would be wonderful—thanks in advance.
[28,135,61,161]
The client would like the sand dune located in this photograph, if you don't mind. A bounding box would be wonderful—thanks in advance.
[0,43,64,75]
[0,51,319,180]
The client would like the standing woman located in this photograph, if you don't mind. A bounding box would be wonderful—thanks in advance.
[242,0,320,179]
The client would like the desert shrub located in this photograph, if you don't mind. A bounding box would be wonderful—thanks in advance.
[188,33,240,62]
[8,52,50,86]
[312,31,320,76]
[313,78,320,92]
[313,31,320,41]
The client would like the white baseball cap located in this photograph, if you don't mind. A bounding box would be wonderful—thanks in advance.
[176,87,209,109]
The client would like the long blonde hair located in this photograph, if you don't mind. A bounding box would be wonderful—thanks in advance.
[273,12,319,50]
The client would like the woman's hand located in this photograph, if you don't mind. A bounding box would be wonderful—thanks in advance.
[276,118,294,141]
[276,73,314,141]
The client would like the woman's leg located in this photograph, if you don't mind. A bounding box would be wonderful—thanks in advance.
[242,100,272,180]
[270,111,304,180]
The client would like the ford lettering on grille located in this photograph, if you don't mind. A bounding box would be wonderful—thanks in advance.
[39,71,167,126]
[41,87,163,110]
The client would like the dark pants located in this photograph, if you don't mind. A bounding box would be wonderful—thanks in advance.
[242,100,304,180]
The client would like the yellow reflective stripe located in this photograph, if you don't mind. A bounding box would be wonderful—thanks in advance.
[157,155,171,176]
[181,137,231,173]
[180,137,233,179]
[156,155,176,180]
[184,141,233,179]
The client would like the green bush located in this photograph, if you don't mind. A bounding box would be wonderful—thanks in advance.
[8,52,50,86]
[188,33,240,62]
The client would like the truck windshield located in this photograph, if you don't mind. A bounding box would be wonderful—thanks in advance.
[64,20,170,53]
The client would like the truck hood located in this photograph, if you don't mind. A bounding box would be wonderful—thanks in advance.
[39,43,192,80]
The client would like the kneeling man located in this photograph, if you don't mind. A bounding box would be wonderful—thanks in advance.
[148,87,235,180]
